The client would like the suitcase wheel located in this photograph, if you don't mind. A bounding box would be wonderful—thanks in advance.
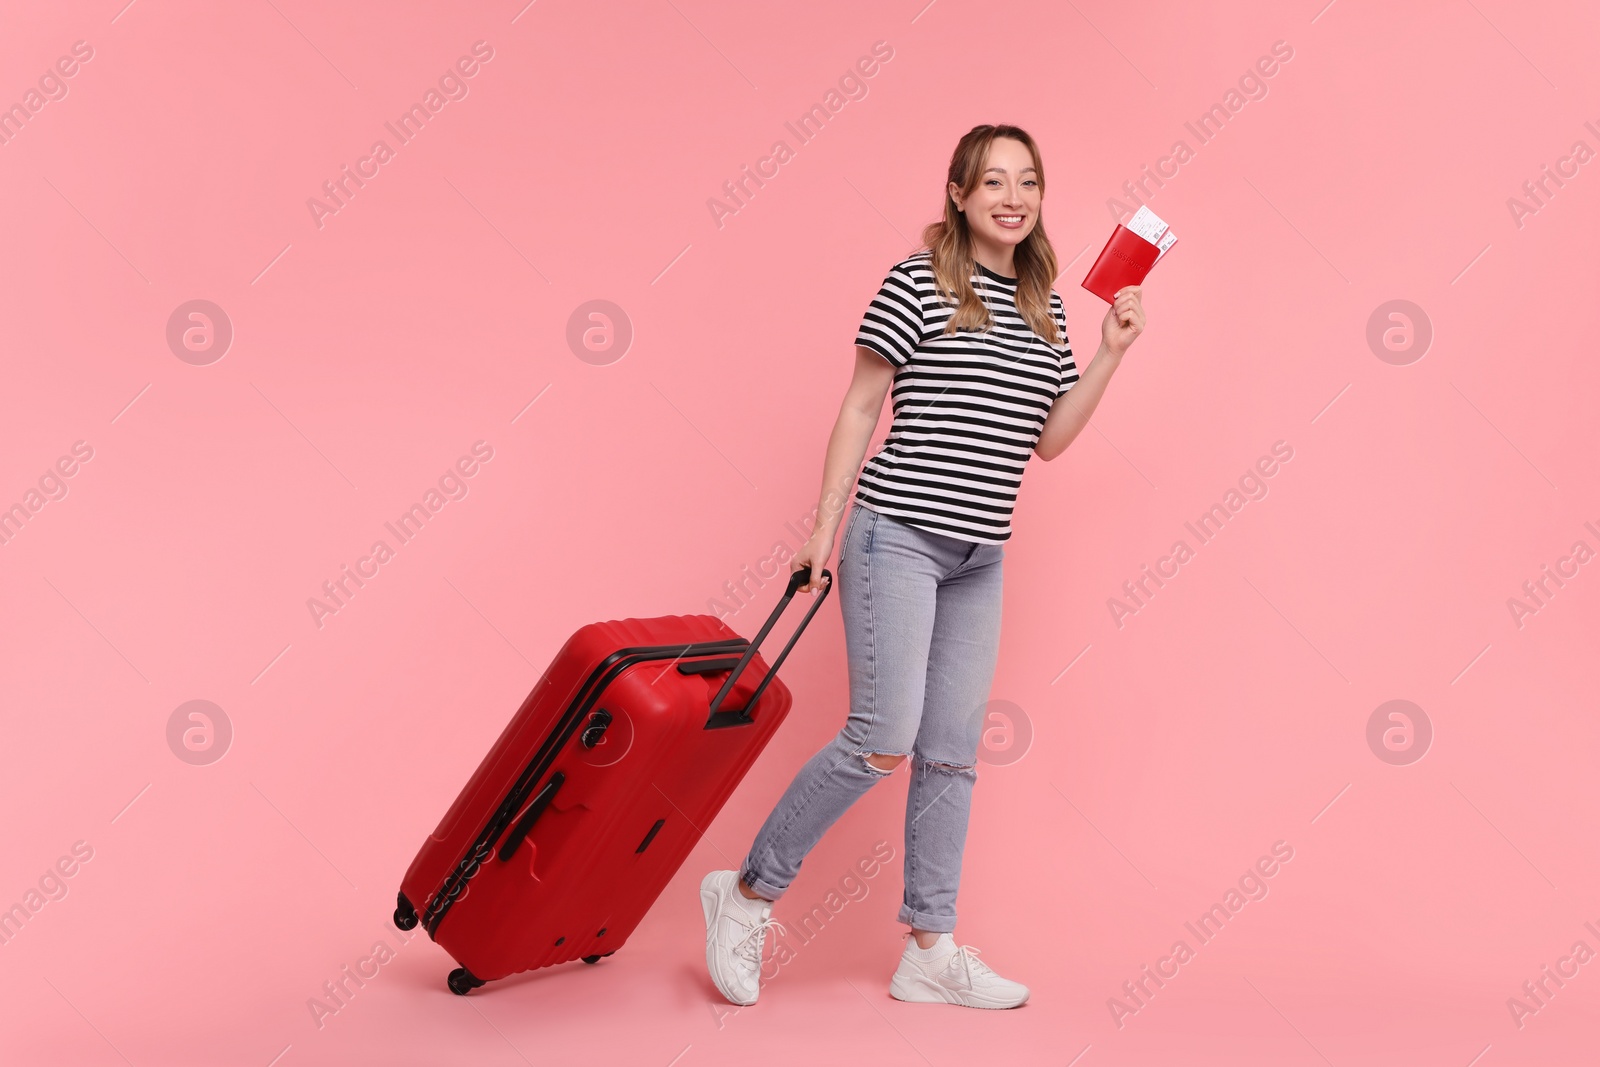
[393,892,419,932]
[447,967,485,995]
[582,952,615,965]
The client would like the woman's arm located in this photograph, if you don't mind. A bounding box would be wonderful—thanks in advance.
[1035,285,1146,462]
[1034,342,1123,461]
[791,346,896,591]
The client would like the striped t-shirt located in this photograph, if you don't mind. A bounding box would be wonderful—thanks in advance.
[852,251,1079,544]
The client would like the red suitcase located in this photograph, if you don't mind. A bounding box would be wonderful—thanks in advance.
[395,566,832,994]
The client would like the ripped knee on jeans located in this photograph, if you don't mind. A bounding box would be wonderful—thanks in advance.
[915,755,976,775]
[861,752,907,774]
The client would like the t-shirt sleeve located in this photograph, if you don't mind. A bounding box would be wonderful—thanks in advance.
[1054,297,1079,398]
[854,262,924,368]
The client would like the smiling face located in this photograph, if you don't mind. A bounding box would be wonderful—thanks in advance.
[949,136,1041,267]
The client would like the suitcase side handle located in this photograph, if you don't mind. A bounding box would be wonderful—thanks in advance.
[497,771,565,862]
[706,566,832,725]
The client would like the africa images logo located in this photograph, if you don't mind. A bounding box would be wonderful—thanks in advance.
[306,41,495,230]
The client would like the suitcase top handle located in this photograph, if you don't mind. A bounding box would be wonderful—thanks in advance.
[707,566,832,721]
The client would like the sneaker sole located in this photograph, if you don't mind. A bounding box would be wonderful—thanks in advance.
[889,970,1029,1009]
[701,875,757,1007]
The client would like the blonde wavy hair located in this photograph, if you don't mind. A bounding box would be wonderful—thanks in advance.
[919,124,1062,346]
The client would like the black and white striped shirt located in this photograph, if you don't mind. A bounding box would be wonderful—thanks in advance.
[852,251,1079,544]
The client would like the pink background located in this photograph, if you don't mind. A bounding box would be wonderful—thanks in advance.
[3,1,1598,1064]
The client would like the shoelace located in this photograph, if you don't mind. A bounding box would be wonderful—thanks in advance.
[948,944,997,985]
[903,935,999,986]
[734,915,786,964]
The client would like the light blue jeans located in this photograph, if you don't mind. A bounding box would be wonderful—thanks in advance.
[739,503,1004,932]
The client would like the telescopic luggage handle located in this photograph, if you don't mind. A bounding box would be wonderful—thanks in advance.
[705,566,832,725]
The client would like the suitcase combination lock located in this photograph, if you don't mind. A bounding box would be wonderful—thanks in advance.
[579,708,613,749]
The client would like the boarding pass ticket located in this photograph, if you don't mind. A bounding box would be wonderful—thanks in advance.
[1125,205,1170,244]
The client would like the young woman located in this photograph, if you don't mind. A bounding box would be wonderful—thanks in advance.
[701,124,1146,1009]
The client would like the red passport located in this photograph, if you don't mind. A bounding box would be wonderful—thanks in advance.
[1080,206,1176,303]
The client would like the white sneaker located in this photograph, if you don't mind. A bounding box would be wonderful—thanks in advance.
[889,933,1030,1009]
[700,870,783,1006]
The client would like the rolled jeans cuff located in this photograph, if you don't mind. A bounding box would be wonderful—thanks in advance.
[739,868,789,902]
[896,905,956,934]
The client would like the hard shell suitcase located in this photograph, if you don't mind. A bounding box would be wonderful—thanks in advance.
[394,566,832,994]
